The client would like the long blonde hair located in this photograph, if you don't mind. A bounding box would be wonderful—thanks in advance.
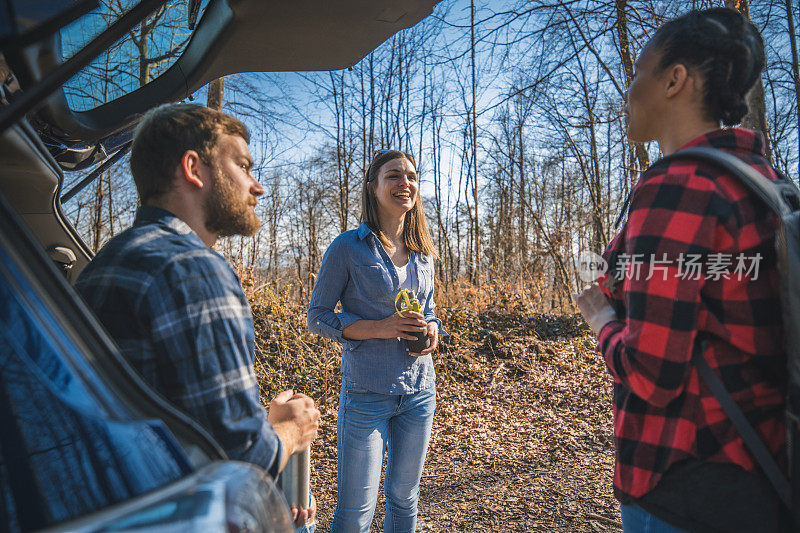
[361,150,439,259]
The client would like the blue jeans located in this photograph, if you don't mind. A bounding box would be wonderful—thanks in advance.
[295,522,316,533]
[621,504,688,533]
[293,491,316,533]
[331,380,436,533]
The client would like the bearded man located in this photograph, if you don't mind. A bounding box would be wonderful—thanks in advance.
[75,103,319,527]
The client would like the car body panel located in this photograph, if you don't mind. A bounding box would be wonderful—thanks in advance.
[0,122,93,277]
[38,462,294,533]
[0,195,191,530]
[0,182,226,466]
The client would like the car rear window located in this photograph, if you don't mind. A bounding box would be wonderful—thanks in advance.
[60,0,211,112]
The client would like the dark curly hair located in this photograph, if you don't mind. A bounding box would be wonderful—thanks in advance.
[650,7,765,126]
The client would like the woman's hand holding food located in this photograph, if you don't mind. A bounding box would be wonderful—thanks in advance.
[377,311,427,341]
[342,312,426,342]
[411,321,438,357]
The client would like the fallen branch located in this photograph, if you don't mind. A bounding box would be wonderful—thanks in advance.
[490,362,506,387]
[585,512,622,528]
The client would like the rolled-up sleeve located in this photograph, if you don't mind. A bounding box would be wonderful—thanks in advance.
[307,238,363,350]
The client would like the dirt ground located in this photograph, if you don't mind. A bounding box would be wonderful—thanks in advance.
[249,288,622,532]
[304,327,621,532]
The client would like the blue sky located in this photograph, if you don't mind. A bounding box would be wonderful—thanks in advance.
[60,0,800,245]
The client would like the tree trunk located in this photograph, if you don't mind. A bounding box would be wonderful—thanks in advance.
[517,116,527,275]
[470,0,480,283]
[331,71,348,232]
[615,0,650,174]
[786,0,800,163]
[92,172,106,253]
[725,0,772,161]
[369,53,375,157]
[137,26,150,86]
[207,77,224,110]
[740,75,771,159]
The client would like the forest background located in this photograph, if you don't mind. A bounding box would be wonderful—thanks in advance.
[63,0,800,313]
[57,0,800,528]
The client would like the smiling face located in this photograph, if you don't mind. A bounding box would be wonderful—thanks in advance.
[372,156,419,219]
[203,133,264,237]
[624,42,668,143]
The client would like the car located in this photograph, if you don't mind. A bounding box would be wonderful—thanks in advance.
[0,0,438,531]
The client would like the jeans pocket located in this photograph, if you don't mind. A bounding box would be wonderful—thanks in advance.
[342,377,371,395]
[413,385,437,419]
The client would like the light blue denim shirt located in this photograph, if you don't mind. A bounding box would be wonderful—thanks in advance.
[307,223,443,394]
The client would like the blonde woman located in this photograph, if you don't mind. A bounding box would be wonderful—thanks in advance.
[307,150,442,532]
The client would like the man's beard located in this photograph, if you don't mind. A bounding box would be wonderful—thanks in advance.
[204,166,260,237]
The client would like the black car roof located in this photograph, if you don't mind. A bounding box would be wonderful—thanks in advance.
[6,0,439,149]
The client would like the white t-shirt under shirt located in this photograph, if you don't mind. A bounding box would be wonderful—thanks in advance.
[395,262,412,291]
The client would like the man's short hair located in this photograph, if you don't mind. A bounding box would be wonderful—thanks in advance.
[130,103,249,204]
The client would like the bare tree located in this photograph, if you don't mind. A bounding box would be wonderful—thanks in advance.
[786,0,800,164]
[725,0,772,160]
[207,77,223,110]
[616,0,651,176]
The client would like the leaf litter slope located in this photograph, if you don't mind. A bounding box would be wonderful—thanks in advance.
[250,289,619,531]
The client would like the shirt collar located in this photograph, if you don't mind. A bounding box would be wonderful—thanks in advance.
[357,222,373,240]
[134,205,194,236]
[356,222,424,265]
[677,127,765,157]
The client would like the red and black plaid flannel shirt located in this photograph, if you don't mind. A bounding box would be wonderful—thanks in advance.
[597,128,786,502]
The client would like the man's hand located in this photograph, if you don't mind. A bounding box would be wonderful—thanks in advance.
[410,321,438,357]
[291,493,316,528]
[268,390,320,469]
[574,283,618,335]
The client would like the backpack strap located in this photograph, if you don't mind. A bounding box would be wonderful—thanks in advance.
[656,146,794,508]
[658,146,797,218]
[613,146,798,229]
[692,341,791,507]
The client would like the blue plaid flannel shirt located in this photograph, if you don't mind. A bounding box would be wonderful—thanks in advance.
[75,206,282,478]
